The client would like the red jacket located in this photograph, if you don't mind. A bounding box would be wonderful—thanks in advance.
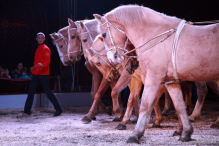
[32,44,51,75]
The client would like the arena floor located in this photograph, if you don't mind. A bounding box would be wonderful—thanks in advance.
[0,100,218,145]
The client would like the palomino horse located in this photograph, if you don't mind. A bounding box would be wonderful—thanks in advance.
[50,27,112,121]
[87,33,219,130]
[94,5,219,143]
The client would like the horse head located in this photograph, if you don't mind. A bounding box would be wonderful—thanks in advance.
[94,14,127,66]
[67,18,82,62]
[86,34,120,82]
[50,30,72,66]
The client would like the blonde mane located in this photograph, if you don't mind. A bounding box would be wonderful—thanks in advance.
[105,4,179,26]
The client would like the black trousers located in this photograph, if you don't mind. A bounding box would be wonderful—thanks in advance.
[24,75,61,114]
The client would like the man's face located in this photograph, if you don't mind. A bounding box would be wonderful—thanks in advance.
[36,34,45,44]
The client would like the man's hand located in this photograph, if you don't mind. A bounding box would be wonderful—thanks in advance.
[37,63,43,68]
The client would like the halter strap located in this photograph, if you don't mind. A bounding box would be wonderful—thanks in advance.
[89,49,118,80]
[68,27,83,55]
[101,18,129,55]
[53,32,69,58]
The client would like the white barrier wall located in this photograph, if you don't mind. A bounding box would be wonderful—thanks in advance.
[0,92,92,109]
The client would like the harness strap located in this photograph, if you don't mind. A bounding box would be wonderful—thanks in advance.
[172,20,186,82]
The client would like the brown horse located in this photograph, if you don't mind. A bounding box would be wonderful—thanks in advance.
[93,5,219,143]
[50,27,112,122]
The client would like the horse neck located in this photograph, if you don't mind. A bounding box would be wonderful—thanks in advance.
[58,26,69,38]
[112,8,180,48]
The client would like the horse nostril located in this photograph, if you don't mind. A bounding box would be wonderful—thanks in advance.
[64,61,69,65]
[70,56,73,60]
[109,77,113,82]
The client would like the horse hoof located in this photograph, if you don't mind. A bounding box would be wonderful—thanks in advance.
[107,106,113,116]
[126,136,139,144]
[178,136,192,142]
[210,123,219,129]
[91,116,96,120]
[81,116,92,124]
[116,124,126,130]
[112,115,123,122]
[162,111,168,116]
[151,123,162,128]
[172,130,182,136]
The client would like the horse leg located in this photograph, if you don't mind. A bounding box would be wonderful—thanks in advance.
[82,78,111,124]
[91,70,112,116]
[151,99,163,128]
[162,89,172,116]
[165,83,193,142]
[127,77,165,144]
[116,77,142,130]
[182,82,193,115]
[111,71,132,122]
[189,82,208,122]
[210,116,219,129]
[206,80,219,97]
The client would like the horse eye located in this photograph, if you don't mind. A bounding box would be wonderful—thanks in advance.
[83,39,87,42]
[102,33,106,38]
[96,62,101,66]
[60,45,63,48]
[72,36,75,39]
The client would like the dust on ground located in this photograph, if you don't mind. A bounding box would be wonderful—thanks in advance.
[0,100,218,146]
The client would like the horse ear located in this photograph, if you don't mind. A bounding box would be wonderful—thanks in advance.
[79,21,85,30]
[68,18,77,28]
[50,33,59,45]
[93,14,105,23]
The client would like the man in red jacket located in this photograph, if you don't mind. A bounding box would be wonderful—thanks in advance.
[21,32,62,117]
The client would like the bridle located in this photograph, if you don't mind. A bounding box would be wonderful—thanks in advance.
[89,49,119,80]
[54,32,68,59]
[101,17,176,59]
[78,22,120,81]
[68,27,83,55]
[100,18,129,58]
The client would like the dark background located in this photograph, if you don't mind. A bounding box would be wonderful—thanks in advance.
[1,0,219,92]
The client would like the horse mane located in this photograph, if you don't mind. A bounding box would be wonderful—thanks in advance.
[105,4,179,26]
[58,26,69,33]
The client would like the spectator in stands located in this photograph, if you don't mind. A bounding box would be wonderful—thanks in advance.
[0,65,11,79]
[19,67,30,79]
[11,62,23,79]
[28,66,33,78]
